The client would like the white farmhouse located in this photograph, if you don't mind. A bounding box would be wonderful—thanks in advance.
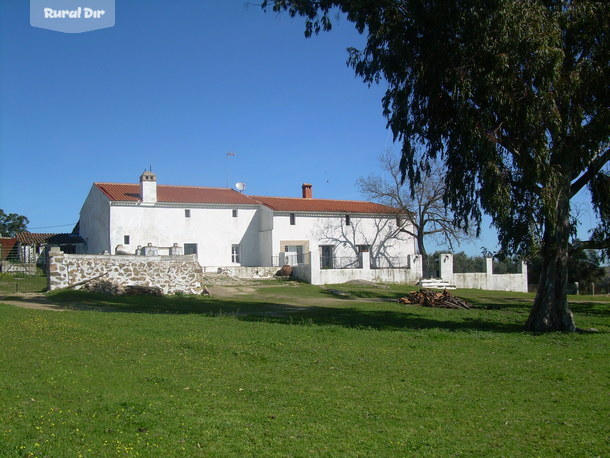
[77,171,420,283]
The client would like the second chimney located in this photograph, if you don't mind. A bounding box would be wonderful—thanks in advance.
[302,183,312,199]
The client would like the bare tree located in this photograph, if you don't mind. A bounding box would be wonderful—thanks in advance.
[357,152,473,278]
[314,216,409,269]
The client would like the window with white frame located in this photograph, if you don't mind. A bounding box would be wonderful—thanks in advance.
[231,244,240,263]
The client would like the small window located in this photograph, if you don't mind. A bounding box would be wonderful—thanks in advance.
[231,244,240,263]
[184,243,198,255]
[290,213,296,225]
[357,245,370,253]
[345,215,351,226]
[396,215,403,226]
[124,235,130,245]
[232,209,238,218]
[185,209,191,218]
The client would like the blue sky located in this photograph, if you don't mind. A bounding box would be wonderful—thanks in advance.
[0,0,598,256]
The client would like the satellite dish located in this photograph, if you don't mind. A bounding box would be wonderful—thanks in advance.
[235,182,246,192]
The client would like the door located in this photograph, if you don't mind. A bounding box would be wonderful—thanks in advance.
[320,245,333,269]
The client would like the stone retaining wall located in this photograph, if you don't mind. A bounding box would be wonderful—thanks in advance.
[47,249,205,294]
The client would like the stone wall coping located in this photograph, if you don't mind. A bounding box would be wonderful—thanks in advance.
[50,254,199,262]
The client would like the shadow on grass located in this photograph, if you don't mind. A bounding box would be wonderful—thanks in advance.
[567,301,610,317]
[320,287,405,300]
[36,290,528,333]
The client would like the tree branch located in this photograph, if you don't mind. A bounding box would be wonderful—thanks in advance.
[570,145,610,197]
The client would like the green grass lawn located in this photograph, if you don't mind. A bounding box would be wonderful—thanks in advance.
[0,283,608,456]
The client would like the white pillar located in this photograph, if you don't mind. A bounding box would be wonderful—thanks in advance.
[361,251,371,271]
[309,250,321,285]
[486,257,494,290]
[279,252,287,266]
[440,253,454,282]
[409,254,423,280]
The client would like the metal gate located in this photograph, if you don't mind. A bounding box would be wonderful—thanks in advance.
[0,241,47,294]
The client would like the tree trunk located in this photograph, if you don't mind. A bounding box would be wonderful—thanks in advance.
[525,190,576,332]
[417,235,429,278]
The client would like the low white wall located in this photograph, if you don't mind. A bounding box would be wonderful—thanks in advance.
[318,267,419,285]
[202,266,279,279]
[291,252,422,285]
[453,272,488,290]
[292,264,312,284]
[442,254,528,292]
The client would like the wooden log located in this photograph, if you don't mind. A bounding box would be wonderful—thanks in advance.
[66,272,108,289]
[398,288,472,309]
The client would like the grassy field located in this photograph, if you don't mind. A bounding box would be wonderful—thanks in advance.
[0,282,608,456]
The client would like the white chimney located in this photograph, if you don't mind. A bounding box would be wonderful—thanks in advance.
[140,171,157,203]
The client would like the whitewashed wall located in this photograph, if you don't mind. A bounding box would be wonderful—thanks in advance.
[78,185,111,255]
[78,186,416,270]
[108,204,261,267]
[270,213,415,261]
[293,252,423,285]
[440,254,528,293]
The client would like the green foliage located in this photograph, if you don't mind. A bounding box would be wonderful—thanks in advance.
[0,285,608,455]
[448,251,486,273]
[528,246,606,290]
[262,0,610,330]
[0,209,29,237]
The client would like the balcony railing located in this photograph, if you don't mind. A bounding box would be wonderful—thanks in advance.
[320,256,362,269]
[272,252,309,267]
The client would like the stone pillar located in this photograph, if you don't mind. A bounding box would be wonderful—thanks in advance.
[47,247,64,291]
[521,261,528,293]
[440,253,454,282]
[279,252,287,266]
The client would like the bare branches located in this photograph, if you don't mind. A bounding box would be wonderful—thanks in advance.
[358,152,474,254]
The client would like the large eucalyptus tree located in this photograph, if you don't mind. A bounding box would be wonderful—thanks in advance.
[262,0,610,331]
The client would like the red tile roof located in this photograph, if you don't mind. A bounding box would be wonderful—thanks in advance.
[15,233,85,245]
[95,183,257,205]
[95,183,400,215]
[16,232,57,245]
[250,196,400,214]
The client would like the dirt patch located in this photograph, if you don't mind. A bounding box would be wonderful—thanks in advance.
[0,293,67,312]
[207,286,259,298]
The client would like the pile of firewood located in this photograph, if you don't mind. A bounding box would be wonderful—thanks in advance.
[399,289,472,309]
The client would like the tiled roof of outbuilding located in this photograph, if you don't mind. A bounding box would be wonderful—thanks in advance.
[15,232,85,245]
